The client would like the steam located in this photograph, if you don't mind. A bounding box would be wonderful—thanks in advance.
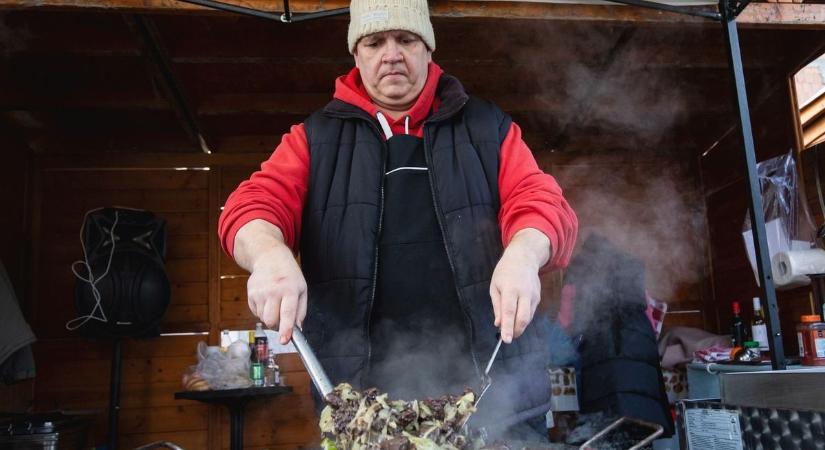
[554,160,706,302]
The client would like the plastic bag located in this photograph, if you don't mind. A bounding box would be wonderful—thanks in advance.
[192,340,252,390]
[742,150,816,285]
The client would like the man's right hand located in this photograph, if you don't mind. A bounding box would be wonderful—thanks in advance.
[233,219,307,344]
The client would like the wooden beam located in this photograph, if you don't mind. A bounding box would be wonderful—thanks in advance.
[0,0,822,28]
[36,152,273,169]
[126,15,214,153]
[737,3,825,30]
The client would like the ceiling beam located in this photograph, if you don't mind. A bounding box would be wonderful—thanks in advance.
[0,0,822,28]
[125,14,214,153]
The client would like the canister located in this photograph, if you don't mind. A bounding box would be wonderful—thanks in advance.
[796,314,825,366]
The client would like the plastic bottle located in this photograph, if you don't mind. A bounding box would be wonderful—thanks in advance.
[265,350,281,387]
[797,315,825,366]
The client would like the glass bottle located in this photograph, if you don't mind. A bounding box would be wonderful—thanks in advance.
[750,297,769,351]
[731,301,746,348]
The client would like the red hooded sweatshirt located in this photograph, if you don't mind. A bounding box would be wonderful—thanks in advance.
[219,63,578,269]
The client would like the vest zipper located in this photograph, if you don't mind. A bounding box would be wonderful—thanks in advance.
[364,120,388,389]
[422,125,482,381]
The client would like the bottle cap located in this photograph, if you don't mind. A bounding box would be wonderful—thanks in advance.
[752,297,761,309]
[743,340,759,348]
[732,301,740,314]
[801,315,822,323]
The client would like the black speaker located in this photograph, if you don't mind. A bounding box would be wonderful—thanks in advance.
[73,207,171,338]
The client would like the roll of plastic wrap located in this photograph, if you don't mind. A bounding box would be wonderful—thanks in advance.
[772,249,825,289]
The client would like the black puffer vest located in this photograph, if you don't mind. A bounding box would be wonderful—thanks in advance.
[300,74,551,428]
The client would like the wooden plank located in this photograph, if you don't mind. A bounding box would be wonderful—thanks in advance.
[220,275,248,304]
[37,152,272,169]
[43,232,208,261]
[220,254,248,276]
[220,300,256,323]
[1,0,822,28]
[164,304,210,324]
[171,281,210,305]
[40,211,208,235]
[221,415,320,448]
[34,381,193,409]
[42,169,209,190]
[118,431,208,450]
[119,404,209,433]
[40,188,209,214]
[35,335,204,360]
[208,167,222,450]
[35,355,196,386]
[166,258,209,282]
[738,3,825,29]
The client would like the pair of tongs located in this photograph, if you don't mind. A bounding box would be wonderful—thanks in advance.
[291,327,334,398]
[462,336,503,432]
[476,336,503,406]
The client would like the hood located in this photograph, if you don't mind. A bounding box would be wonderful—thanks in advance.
[332,62,444,137]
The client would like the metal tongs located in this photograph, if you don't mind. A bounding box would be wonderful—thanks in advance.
[290,327,334,398]
[476,336,503,406]
[461,335,504,433]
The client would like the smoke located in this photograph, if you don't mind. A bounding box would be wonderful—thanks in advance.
[555,160,705,303]
[365,317,476,401]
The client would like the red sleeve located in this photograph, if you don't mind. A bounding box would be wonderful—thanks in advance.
[218,123,309,258]
[498,122,578,270]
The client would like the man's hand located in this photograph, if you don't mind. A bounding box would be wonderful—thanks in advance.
[490,228,551,343]
[234,220,307,344]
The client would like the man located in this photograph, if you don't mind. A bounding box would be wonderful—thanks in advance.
[218,0,578,438]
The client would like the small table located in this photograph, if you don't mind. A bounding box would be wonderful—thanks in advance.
[175,385,292,450]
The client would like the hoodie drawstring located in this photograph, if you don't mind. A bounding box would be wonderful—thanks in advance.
[376,112,413,140]
[376,111,393,140]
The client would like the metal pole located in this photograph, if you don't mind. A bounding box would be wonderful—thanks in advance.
[107,338,123,450]
[177,0,283,20]
[719,1,786,370]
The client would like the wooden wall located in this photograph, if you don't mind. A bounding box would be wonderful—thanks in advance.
[699,80,814,356]
[25,155,319,449]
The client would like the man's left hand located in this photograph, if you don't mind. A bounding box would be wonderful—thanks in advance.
[490,228,551,343]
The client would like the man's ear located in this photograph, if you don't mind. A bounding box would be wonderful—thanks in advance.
[427,50,432,63]
[353,50,361,69]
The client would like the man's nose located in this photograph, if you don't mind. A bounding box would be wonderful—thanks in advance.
[382,40,403,63]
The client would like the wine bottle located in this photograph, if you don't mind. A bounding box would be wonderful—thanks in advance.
[731,301,746,348]
[751,297,769,351]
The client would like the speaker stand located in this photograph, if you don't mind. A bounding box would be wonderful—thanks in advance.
[107,338,123,450]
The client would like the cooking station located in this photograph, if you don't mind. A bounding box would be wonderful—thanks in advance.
[1,0,824,448]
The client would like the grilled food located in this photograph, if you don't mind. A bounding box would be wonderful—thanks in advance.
[319,383,477,450]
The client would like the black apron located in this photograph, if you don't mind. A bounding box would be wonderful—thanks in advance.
[367,133,475,399]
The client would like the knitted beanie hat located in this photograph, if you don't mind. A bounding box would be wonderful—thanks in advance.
[347,0,435,54]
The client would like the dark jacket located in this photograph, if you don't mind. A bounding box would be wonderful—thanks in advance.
[566,234,674,436]
[300,74,552,428]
